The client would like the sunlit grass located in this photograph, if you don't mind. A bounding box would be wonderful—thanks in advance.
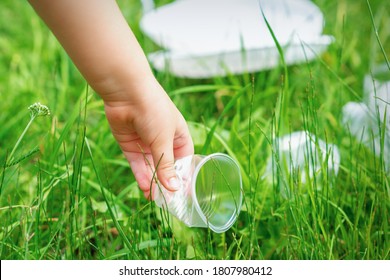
[0,0,388,260]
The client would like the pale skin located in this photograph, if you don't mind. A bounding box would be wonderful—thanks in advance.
[28,0,194,198]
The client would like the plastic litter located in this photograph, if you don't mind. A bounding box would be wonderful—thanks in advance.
[264,130,341,196]
[153,153,243,233]
[140,0,333,78]
[342,64,390,169]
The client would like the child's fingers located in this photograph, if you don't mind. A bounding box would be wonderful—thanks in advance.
[172,121,194,159]
[125,151,155,199]
[150,135,180,193]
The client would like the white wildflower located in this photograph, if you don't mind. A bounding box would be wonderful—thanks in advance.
[28,102,51,118]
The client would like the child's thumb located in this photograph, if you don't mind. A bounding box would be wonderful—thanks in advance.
[152,143,180,192]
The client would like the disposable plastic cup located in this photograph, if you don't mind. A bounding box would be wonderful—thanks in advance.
[364,63,390,127]
[153,153,243,233]
[364,63,390,167]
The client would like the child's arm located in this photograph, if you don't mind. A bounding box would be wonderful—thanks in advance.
[28,0,194,197]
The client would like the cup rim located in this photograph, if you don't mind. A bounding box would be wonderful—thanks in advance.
[191,153,243,233]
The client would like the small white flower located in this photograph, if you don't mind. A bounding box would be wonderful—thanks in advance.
[28,102,51,118]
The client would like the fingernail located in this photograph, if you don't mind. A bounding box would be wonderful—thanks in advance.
[169,177,181,191]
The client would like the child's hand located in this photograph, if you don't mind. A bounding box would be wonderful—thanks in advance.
[28,0,194,197]
[103,77,194,198]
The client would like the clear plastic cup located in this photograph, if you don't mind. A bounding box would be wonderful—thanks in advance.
[153,153,243,233]
[342,63,390,170]
[364,63,390,130]
[265,130,340,197]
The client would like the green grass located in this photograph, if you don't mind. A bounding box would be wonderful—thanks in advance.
[0,0,389,260]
